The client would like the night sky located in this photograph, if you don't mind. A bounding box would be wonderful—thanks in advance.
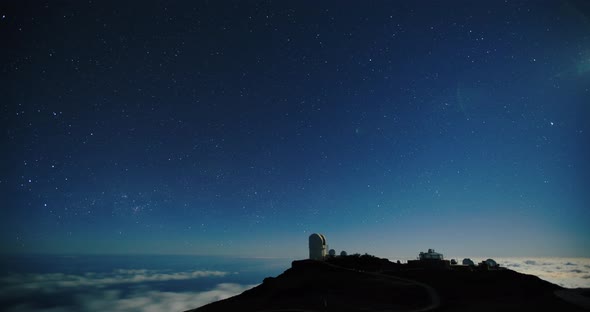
[2,0,589,258]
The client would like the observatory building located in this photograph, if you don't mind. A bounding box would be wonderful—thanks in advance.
[407,248,451,270]
[309,233,327,260]
[419,248,444,260]
[480,258,499,270]
[462,258,475,266]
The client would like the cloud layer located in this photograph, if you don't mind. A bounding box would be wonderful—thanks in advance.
[0,268,253,312]
[5,283,255,312]
[496,258,590,288]
[0,269,229,298]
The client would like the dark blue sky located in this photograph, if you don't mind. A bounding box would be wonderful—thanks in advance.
[2,0,589,258]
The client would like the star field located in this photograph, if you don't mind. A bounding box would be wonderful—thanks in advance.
[1,0,589,258]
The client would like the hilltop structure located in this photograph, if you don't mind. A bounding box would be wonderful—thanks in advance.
[407,248,451,270]
[308,233,327,260]
[419,249,444,260]
[462,258,475,266]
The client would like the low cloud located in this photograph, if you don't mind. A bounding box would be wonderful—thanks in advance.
[5,283,255,312]
[496,258,590,289]
[0,268,253,312]
[0,269,229,299]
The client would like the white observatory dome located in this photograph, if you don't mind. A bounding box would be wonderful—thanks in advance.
[309,233,327,260]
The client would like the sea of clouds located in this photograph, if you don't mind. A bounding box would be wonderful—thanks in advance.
[0,268,256,312]
[495,257,590,289]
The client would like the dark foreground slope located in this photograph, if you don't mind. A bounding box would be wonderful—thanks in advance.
[391,268,580,312]
[191,259,434,312]
[188,257,587,312]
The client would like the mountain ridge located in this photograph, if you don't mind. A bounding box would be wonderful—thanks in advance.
[188,255,589,312]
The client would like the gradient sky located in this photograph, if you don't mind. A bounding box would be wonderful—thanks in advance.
[1,0,589,258]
